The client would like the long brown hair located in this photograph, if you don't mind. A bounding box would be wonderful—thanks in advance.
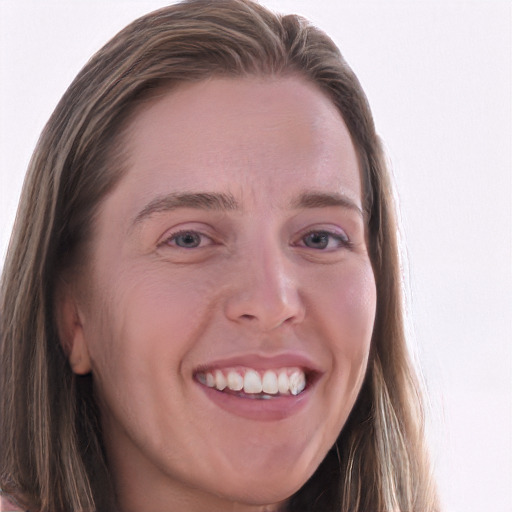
[0,1,439,510]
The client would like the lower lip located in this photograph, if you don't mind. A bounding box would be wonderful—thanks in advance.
[197,383,312,421]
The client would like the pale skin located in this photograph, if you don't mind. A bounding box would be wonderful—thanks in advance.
[57,76,377,511]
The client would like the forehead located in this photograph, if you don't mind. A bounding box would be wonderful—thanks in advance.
[115,75,362,213]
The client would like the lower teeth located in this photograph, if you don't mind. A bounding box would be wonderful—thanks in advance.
[219,388,283,399]
[238,392,275,399]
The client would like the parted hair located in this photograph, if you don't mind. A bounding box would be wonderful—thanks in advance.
[0,1,439,510]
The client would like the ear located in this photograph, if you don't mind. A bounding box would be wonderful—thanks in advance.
[54,277,92,375]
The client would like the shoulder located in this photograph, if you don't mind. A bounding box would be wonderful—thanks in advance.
[0,494,27,511]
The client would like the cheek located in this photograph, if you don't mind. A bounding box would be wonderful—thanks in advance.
[309,261,376,354]
[82,267,219,432]
[302,261,376,447]
[308,260,375,421]
[85,265,219,378]
[125,268,222,351]
[341,265,377,347]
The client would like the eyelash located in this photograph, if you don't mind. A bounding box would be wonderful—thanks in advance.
[297,230,351,251]
[161,229,214,249]
[161,228,351,251]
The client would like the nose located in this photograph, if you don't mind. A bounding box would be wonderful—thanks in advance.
[223,244,305,331]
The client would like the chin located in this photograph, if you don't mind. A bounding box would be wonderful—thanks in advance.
[212,461,317,507]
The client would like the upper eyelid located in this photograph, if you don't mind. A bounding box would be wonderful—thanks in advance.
[304,227,348,238]
[296,226,350,241]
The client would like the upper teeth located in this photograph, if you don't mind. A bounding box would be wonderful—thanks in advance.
[197,367,307,396]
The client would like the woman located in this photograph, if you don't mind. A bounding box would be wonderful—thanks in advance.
[0,1,439,511]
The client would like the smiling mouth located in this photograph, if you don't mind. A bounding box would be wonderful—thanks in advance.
[195,367,310,399]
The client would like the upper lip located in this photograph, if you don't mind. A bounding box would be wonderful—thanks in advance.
[193,352,323,375]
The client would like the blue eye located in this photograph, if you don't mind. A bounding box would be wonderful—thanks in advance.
[166,230,208,248]
[301,231,349,250]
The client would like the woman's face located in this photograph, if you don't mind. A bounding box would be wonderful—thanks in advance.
[68,76,376,511]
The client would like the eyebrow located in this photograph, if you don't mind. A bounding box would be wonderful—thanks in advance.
[132,190,365,227]
[290,192,365,219]
[133,192,239,225]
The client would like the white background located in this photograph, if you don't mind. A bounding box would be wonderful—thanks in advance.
[1,1,511,511]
